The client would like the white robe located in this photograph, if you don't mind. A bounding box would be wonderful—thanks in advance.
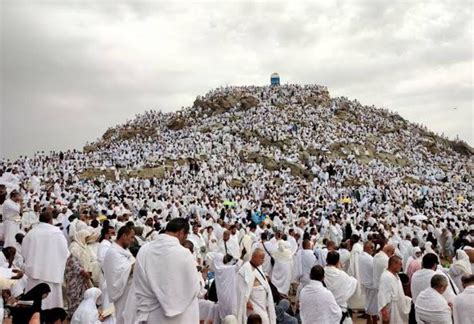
[133,234,200,323]
[314,247,328,267]
[453,285,474,324]
[339,248,351,272]
[411,268,457,304]
[294,249,316,292]
[324,266,357,316]
[259,241,274,275]
[347,242,365,310]
[2,199,21,248]
[449,251,472,292]
[271,254,294,295]
[97,239,115,324]
[71,287,102,324]
[219,239,240,260]
[97,239,112,266]
[236,262,276,324]
[373,251,389,289]
[358,251,378,315]
[103,242,135,324]
[415,287,452,324]
[240,234,255,263]
[22,222,69,309]
[188,232,206,258]
[209,252,240,320]
[378,270,412,324]
[300,280,342,324]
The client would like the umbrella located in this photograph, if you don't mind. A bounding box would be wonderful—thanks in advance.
[340,197,352,204]
[223,200,236,207]
[409,214,427,221]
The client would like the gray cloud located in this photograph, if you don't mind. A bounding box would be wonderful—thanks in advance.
[1,0,472,159]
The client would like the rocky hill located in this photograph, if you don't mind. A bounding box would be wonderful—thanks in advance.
[81,84,473,189]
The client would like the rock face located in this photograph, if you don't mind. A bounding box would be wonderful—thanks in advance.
[193,93,259,115]
[166,118,187,130]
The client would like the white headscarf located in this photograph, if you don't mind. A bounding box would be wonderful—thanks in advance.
[70,229,92,269]
[272,240,293,261]
[424,242,436,255]
[71,287,102,324]
[223,315,238,324]
[452,250,472,275]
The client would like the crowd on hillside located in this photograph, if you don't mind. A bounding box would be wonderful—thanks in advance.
[0,84,472,323]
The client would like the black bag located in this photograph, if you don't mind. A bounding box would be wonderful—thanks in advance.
[262,243,275,266]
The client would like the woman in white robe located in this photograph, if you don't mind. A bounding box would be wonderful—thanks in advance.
[71,287,103,324]
[86,231,102,286]
[70,229,94,275]
[449,250,472,292]
[404,246,422,273]
[271,241,294,296]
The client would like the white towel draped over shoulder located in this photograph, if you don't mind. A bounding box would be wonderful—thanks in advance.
[22,222,70,284]
[378,270,411,324]
[415,287,452,324]
[103,242,134,303]
[324,266,357,311]
[133,234,200,323]
[300,280,342,324]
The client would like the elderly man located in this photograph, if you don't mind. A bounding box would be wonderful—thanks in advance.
[415,274,452,324]
[378,255,412,324]
[300,265,342,324]
[453,274,474,324]
[411,253,457,304]
[236,248,276,324]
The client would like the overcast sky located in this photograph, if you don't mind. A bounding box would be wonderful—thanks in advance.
[1,0,472,159]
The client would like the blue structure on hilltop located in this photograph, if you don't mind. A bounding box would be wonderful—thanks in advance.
[270,73,280,86]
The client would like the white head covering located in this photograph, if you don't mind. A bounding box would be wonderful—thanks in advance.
[224,315,238,324]
[452,250,472,275]
[70,287,102,324]
[424,242,436,255]
[273,240,293,261]
[73,229,91,250]
[70,229,92,269]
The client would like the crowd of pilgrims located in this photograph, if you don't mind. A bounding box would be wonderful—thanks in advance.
[0,83,472,323]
